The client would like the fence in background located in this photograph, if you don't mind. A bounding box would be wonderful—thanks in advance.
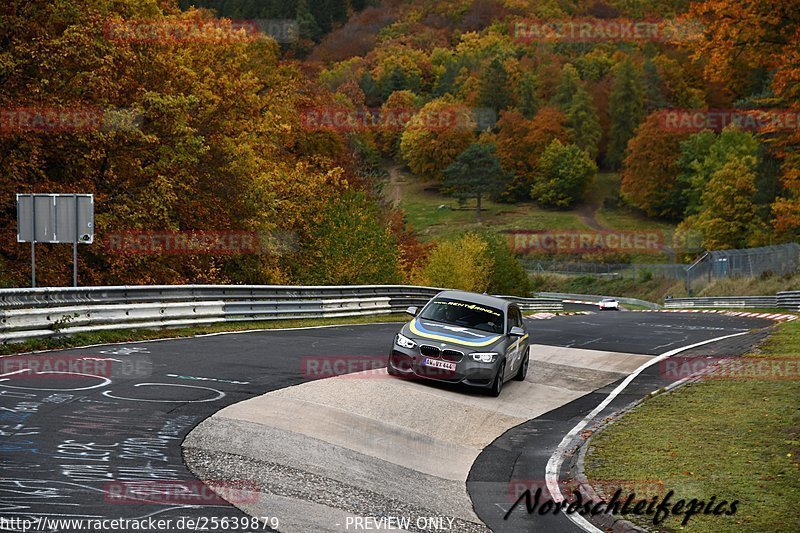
[522,243,800,293]
[0,285,563,343]
[521,259,686,280]
[686,243,800,291]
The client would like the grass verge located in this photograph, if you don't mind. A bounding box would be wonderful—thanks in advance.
[584,319,800,532]
[0,313,408,356]
[527,271,800,304]
[529,273,685,303]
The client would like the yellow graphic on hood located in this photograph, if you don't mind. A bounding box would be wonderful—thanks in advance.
[409,319,502,347]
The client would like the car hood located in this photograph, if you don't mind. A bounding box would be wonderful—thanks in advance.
[403,317,504,348]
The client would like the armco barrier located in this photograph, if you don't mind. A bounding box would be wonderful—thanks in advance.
[0,285,563,343]
[664,296,778,309]
[777,291,800,311]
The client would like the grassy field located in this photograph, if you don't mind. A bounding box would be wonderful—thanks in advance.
[695,273,800,296]
[583,319,800,532]
[529,273,687,302]
[591,173,677,231]
[391,168,677,241]
[0,313,408,356]
[396,177,587,240]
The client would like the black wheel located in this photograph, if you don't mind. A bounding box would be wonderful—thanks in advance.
[387,357,399,376]
[489,361,506,397]
[514,353,528,381]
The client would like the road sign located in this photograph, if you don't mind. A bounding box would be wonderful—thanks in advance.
[16,193,94,287]
[17,193,94,243]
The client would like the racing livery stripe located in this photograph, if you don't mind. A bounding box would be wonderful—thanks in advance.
[409,319,502,347]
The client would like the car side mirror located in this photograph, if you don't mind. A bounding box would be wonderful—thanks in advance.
[509,326,525,337]
[406,306,418,316]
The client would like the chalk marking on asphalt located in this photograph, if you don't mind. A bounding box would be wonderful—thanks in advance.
[166,373,250,385]
[0,369,111,391]
[544,330,750,533]
[101,382,225,403]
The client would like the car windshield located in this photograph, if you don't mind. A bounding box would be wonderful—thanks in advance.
[418,298,504,334]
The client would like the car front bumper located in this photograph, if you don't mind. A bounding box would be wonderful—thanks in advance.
[388,347,498,388]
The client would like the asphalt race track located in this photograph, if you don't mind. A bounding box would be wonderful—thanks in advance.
[0,311,773,533]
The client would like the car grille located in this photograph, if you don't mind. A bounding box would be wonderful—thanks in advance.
[441,349,463,362]
[419,345,440,357]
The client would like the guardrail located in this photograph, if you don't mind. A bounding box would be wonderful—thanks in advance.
[777,291,800,311]
[0,285,564,344]
[534,291,661,309]
[664,296,778,309]
[664,291,800,311]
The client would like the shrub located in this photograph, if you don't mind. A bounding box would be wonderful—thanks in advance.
[294,191,401,284]
[415,233,493,292]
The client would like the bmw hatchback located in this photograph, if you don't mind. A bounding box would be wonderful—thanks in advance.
[387,290,529,396]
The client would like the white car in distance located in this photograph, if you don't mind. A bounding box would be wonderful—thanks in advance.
[598,298,620,311]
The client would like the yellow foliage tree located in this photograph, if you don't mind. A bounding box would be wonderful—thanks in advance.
[678,156,760,250]
[399,98,475,180]
[414,233,493,292]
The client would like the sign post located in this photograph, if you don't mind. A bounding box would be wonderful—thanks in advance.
[16,194,94,287]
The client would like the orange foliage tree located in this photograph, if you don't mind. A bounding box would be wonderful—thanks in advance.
[686,0,800,239]
[621,113,690,219]
[495,107,570,201]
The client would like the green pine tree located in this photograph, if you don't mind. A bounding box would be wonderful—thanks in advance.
[566,85,601,160]
[607,59,645,170]
[552,64,581,112]
[358,71,381,107]
[443,143,508,222]
[516,70,540,119]
[643,59,667,111]
[478,58,512,115]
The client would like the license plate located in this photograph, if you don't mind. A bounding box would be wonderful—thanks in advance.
[422,358,456,371]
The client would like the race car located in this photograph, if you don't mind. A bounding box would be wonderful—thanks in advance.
[598,298,620,310]
[387,290,529,397]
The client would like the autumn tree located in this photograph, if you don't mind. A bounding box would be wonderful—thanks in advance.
[680,128,760,217]
[399,99,475,181]
[532,140,597,209]
[621,113,690,218]
[679,156,760,250]
[415,233,494,293]
[375,90,417,156]
[686,0,800,240]
[442,143,508,222]
[495,107,570,201]
[293,191,401,284]
[607,59,645,169]
[0,0,399,287]
[475,230,532,296]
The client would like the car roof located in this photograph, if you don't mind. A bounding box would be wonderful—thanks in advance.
[432,290,511,311]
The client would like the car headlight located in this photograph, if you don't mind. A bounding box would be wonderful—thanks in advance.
[395,333,417,349]
[471,352,499,363]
